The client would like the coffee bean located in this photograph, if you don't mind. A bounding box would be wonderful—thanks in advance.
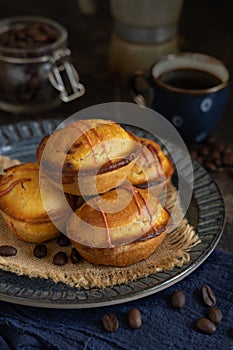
[205,162,217,172]
[201,285,216,307]
[189,149,197,158]
[218,143,225,152]
[70,248,81,264]
[128,308,142,329]
[196,156,204,165]
[171,290,186,309]
[56,234,71,247]
[199,145,210,157]
[207,307,222,325]
[33,244,47,258]
[193,141,233,174]
[224,154,233,166]
[195,318,216,334]
[225,146,232,155]
[0,245,17,257]
[228,327,233,338]
[211,149,221,161]
[35,34,48,43]
[102,314,119,332]
[206,136,216,145]
[214,158,223,167]
[53,252,68,266]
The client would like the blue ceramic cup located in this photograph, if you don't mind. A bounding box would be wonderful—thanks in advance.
[130,52,230,143]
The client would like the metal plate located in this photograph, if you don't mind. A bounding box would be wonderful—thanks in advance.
[0,119,225,308]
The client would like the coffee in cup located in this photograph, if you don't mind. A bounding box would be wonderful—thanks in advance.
[130,52,230,143]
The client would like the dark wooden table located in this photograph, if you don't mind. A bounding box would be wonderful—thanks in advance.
[0,0,232,251]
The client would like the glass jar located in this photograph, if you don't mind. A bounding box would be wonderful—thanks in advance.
[0,16,85,114]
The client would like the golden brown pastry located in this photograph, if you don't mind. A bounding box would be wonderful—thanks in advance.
[0,162,76,243]
[66,186,170,267]
[0,155,20,174]
[36,119,140,196]
[127,136,174,194]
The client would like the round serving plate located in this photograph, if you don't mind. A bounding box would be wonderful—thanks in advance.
[0,119,225,308]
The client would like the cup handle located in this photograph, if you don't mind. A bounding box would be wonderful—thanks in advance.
[129,70,151,107]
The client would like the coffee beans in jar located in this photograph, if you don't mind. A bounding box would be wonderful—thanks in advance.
[0,21,59,49]
[0,16,85,114]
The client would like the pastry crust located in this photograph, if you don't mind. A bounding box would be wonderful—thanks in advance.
[36,119,140,195]
[72,231,167,267]
[67,186,169,266]
[0,162,76,243]
[127,137,174,190]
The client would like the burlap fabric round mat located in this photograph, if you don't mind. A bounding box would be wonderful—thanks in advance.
[0,174,200,289]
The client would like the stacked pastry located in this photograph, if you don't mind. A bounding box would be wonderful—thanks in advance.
[0,119,174,267]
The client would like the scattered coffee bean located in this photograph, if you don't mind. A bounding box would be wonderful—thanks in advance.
[207,307,223,325]
[206,136,216,145]
[215,158,222,167]
[228,327,233,338]
[56,234,71,247]
[33,244,47,258]
[0,245,17,257]
[70,248,81,264]
[128,308,142,329]
[205,162,217,172]
[171,290,186,309]
[196,155,202,163]
[195,317,216,334]
[225,146,232,155]
[53,252,68,266]
[223,154,233,166]
[189,140,233,175]
[201,285,216,307]
[212,149,221,160]
[189,149,197,158]
[102,314,119,332]
[199,145,210,157]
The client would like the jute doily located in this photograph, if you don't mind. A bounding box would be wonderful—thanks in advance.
[0,180,200,289]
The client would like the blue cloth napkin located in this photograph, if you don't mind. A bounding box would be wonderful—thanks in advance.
[0,249,233,350]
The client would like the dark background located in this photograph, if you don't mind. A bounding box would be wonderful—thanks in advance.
[0,0,232,251]
[0,0,232,135]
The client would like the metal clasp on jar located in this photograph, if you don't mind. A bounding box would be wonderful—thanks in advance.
[49,48,85,102]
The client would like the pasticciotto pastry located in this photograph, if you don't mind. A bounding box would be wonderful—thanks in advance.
[127,136,174,193]
[36,119,140,196]
[66,186,170,267]
[0,162,76,243]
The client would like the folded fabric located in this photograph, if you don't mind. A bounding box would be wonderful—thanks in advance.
[0,249,233,350]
